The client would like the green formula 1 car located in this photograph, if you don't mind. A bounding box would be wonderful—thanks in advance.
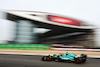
[41,52,87,64]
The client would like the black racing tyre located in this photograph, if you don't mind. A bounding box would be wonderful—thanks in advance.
[81,54,87,63]
[41,56,46,61]
[45,55,52,61]
[81,54,87,58]
[82,59,87,63]
[74,57,82,64]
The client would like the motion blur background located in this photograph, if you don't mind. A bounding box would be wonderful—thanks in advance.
[0,0,100,48]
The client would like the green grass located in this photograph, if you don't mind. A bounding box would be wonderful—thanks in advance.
[0,44,50,50]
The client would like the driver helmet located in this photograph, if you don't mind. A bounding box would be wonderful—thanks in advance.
[66,52,68,55]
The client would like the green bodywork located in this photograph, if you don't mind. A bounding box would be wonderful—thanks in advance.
[52,53,78,60]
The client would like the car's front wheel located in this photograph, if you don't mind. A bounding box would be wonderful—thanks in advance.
[81,54,87,63]
[41,56,46,61]
[41,55,52,61]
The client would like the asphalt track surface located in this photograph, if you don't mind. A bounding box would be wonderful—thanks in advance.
[0,54,100,67]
